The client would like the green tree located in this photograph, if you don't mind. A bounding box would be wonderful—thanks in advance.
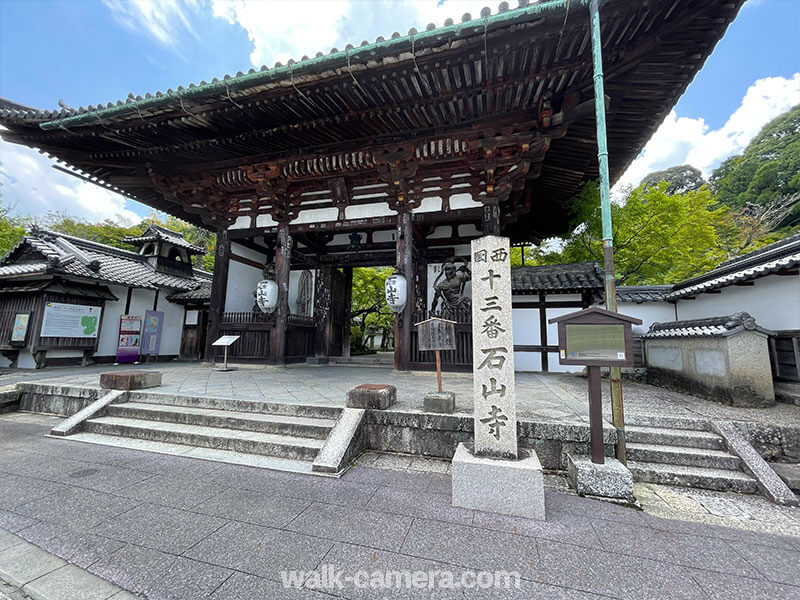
[349,267,394,354]
[541,181,726,285]
[711,104,800,228]
[43,212,141,250]
[0,201,25,258]
[641,164,707,195]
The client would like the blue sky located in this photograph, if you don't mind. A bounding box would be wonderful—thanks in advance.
[0,0,798,224]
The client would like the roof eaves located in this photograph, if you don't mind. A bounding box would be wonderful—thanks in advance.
[37,0,578,132]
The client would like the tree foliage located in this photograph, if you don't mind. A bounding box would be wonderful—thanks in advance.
[710,104,800,228]
[349,267,394,354]
[0,202,216,270]
[0,201,26,258]
[640,164,707,195]
[536,182,726,285]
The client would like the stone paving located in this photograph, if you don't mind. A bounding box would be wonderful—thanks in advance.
[1,412,800,600]
[5,361,800,430]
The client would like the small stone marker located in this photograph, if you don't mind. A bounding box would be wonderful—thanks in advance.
[100,370,162,390]
[470,235,517,459]
[346,384,397,410]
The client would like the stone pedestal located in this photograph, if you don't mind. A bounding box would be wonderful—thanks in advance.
[451,443,545,520]
[99,370,161,391]
[346,384,397,409]
[424,391,455,414]
[567,455,634,501]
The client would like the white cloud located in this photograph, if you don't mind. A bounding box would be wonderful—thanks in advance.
[0,138,142,226]
[615,73,800,193]
[210,0,492,68]
[102,0,200,47]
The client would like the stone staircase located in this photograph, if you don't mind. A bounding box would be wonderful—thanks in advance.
[625,415,759,494]
[64,394,343,475]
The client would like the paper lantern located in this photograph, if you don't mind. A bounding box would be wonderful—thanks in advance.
[385,273,407,314]
[256,279,279,313]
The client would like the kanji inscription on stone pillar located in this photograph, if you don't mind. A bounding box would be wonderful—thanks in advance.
[471,235,518,459]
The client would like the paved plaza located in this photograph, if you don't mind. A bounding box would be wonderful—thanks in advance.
[4,362,800,429]
[1,410,799,599]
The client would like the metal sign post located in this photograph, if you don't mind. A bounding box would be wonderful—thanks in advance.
[211,335,240,372]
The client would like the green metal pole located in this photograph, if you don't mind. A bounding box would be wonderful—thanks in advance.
[589,0,626,464]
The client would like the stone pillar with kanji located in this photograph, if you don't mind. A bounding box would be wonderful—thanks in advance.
[470,236,517,459]
[451,234,545,521]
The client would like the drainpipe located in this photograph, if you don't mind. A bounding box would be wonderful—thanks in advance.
[589,0,626,464]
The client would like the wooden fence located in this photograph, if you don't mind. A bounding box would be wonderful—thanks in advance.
[216,312,316,362]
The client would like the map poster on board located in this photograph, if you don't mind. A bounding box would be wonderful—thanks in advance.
[40,302,101,338]
[10,313,31,344]
[141,310,164,356]
[116,314,142,364]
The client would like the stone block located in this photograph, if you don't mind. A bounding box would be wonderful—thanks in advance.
[346,384,397,410]
[100,370,162,391]
[423,391,456,414]
[770,463,800,494]
[451,443,545,520]
[306,356,329,365]
[567,455,634,501]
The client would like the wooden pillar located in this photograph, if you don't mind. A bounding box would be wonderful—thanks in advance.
[539,291,549,373]
[482,199,501,235]
[342,266,353,358]
[394,209,413,370]
[204,227,231,361]
[270,221,291,364]
[314,266,333,360]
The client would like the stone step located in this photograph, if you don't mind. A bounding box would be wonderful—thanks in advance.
[106,402,336,439]
[56,432,318,475]
[626,426,726,450]
[129,391,341,420]
[628,461,759,494]
[626,442,742,470]
[0,389,20,414]
[83,416,325,461]
[775,382,800,407]
[625,414,711,432]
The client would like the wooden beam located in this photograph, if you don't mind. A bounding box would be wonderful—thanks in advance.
[394,209,413,371]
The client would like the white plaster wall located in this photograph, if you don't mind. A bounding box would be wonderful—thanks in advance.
[129,289,157,320]
[225,260,261,312]
[17,351,36,369]
[229,216,251,229]
[96,284,129,356]
[510,297,585,373]
[675,274,800,330]
[230,243,267,264]
[345,202,394,219]
[43,349,84,359]
[616,301,678,335]
[156,296,186,356]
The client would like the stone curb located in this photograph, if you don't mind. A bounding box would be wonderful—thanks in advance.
[49,390,127,436]
[712,420,800,507]
[0,528,138,600]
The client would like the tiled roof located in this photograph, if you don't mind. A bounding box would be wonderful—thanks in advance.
[643,312,771,339]
[168,280,212,304]
[668,234,800,299]
[616,285,671,303]
[0,228,208,292]
[511,261,604,293]
[0,2,592,128]
[123,224,206,254]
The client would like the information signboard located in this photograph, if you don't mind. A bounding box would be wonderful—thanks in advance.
[40,302,101,338]
[141,310,164,356]
[116,314,142,364]
[10,313,31,344]
[564,323,626,362]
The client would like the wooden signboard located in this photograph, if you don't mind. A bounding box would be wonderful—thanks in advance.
[549,307,642,464]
